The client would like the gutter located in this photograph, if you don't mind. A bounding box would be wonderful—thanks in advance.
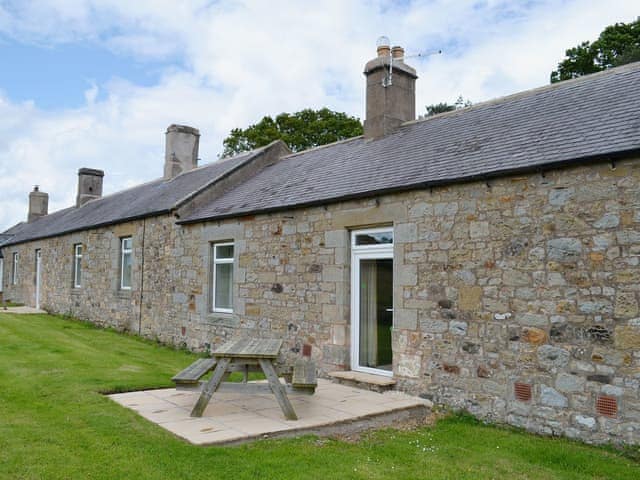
[0,210,173,249]
[176,147,640,225]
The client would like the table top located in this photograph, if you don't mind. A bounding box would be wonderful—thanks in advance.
[212,338,283,359]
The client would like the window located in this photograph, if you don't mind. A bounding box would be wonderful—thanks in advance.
[0,257,3,293]
[11,252,18,285]
[73,244,83,288]
[120,237,132,290]
[212,242,234,313]
[353,228,394,247]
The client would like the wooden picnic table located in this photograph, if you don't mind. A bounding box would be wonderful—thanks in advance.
[190,338,298,420]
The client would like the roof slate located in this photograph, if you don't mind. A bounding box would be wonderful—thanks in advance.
[180,61,640,223]
[0,233,13,248]
[2,149,259,246]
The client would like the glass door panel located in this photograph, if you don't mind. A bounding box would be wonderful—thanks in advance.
[357,258,393,372]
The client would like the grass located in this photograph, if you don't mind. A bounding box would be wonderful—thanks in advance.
[2,301,24,307]
[0,313,638,479]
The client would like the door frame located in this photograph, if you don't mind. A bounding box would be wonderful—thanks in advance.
[35,249,41,310]
[350,227,394,377]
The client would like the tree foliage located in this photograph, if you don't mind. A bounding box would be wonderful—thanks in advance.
[221,108,363,157]
[425,102,456,116]
[550,18,640,83]
[424,96,472,117]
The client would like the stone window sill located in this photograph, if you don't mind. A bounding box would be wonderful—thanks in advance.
[116,290,132,299]
[205,312,239,327]
[70,288,82,296]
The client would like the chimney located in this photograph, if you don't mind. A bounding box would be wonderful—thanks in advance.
[76,168,104,207]
[363,38,417,139]
[28,185,48,222]
[164,124,200,180]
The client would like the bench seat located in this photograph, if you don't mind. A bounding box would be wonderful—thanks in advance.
[171,358,217,387]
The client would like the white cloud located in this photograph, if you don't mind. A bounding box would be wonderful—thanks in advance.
[0,0,638,230]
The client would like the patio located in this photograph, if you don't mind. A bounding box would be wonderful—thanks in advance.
[109,379,431,445]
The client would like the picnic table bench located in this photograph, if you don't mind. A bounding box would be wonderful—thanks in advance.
[171,358,217,388]
[177,338,316,421]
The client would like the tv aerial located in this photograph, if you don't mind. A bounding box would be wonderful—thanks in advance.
[376,36,442,87]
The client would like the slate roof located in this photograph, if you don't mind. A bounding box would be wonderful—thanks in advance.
[0,233,14,252]
[180,61,640,223]
[1,148,262,247]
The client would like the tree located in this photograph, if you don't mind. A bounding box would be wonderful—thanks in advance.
[425,102,455,116]
[550,18,640,83]
[424,96,472,117]
[221,108,363,157]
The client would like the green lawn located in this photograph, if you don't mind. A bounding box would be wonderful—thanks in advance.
[0,313,638,479]
[2,301,25,307]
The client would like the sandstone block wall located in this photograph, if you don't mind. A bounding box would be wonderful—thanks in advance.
[181,158,640,445]
[1,157,639,445]
[1,218,153,331]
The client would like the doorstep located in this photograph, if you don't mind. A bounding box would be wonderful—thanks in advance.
[328,371,396,392]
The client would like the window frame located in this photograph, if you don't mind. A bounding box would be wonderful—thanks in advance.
[211,241,234,313]
[73,244,83,288]
[11,252,18,285]
[351,226,394,250]
[120,237,132,290]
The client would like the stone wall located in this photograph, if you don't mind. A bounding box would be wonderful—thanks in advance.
[180,157,640,445]
[388,159,640,445]
[1,219,150,331]
[1,156,639,445]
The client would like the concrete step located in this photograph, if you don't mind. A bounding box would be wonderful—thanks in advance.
[327,370,396,393]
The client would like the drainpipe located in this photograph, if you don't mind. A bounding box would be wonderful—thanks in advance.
[138,217,147,335]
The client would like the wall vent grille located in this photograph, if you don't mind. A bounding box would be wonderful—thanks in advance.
[596,395,618,418]
[514,382,532,402]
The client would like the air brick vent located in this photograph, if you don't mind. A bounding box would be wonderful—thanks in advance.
[514,382,532,402]
[596,395,618,418]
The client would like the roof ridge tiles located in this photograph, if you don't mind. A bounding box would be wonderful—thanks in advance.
[402,60,640,128]
[280,135,364,160]
[164,146,259,181]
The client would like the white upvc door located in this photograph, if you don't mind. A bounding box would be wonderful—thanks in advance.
[35,249,41,309]
[350,228,394,377]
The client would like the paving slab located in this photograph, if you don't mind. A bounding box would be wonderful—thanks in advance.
[109,379,431,446]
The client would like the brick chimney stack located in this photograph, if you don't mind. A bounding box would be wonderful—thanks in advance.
[163,124,200,180]
[76,168,104,207]
[28,185,48,222]
[363,38,417,139]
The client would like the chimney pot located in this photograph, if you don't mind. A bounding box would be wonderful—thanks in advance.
[28,186,49,222]
[377,45,391,57]
[76,168,104,207]
[164,124,200,180]
[391,46,404,60]
[376,35,391,57]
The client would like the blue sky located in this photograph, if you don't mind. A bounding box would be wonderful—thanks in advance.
[0,0,638,230]
[0,40,168,108]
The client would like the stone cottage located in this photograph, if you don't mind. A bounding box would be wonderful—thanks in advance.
[2,42,640,445]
